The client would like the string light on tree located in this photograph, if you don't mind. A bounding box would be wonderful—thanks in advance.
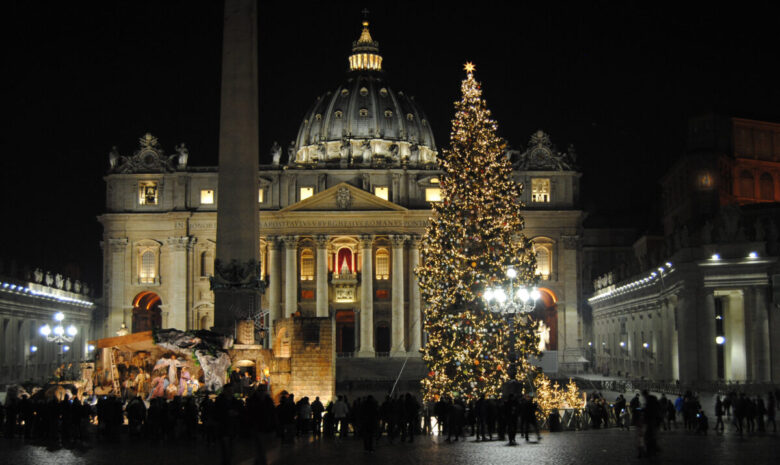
[417,62,540,401]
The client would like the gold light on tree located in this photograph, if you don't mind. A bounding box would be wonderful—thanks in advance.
[417,63,540,401]
[533,373,586,421]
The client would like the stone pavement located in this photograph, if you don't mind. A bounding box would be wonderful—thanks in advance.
[1,425,777,465]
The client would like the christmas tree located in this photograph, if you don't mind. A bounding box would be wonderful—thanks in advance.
[417,63,540,400]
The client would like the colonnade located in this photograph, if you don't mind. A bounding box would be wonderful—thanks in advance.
[592,284,776,383]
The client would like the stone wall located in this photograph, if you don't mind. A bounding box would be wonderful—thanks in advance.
[290,317,335,402]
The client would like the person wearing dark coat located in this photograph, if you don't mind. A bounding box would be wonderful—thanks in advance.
[641,390,661,457]
[504,394,520,445]
[360,395,380,452]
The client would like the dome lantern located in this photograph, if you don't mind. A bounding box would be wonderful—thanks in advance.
[349,19,382,72]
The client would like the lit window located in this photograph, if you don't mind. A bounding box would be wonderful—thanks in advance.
[384,110,393,118]
[334,110,343,119]
[374,186,389,200]
[200,189,214,204]
[258,188,265,203]
[430,177,440,184]
[535,246,551,280]
[300,187,314,201]
[406,113,414,121]
[531,178,551,203]
[359,108,369,117]
[139,182,158,205]
[140,251,156,284]
[375,248,390,280]
[425,188,441,202]
[300,249,314,281]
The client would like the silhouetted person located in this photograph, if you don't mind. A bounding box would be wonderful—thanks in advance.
[360,395,380,452]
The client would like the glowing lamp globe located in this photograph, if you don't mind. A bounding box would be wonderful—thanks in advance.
[67,325,78,337]
[40,324,52,336]
[506,267,517,279]
[54,325,65,336]
[530,288,541,301]
[518,288,530,302]
[54,312,65,322]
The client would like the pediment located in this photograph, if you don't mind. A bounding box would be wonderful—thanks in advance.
[280,182,407,212]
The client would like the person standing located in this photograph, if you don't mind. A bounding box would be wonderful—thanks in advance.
[360,395,380,452]
[333,395,349,439]
[641,390,660,457]
[505,394,520,445]
[521,394,541,442]
[311,397,324,438]
[714,396,725,432]
[767,392,777,433]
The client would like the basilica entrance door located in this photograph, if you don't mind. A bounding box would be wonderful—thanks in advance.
[375,324,390,354]
[335,310,355,354]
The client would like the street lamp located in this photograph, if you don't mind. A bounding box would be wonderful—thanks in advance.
[482,266,540,380]
[39,312,78,379]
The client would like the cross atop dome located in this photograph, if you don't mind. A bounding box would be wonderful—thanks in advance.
[349,12,382,71]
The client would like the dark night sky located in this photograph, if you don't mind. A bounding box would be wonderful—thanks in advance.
[2,1,779,288]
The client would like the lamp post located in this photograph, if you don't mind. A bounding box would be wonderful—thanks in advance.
[39,311,78,380]
[482,266,540,381]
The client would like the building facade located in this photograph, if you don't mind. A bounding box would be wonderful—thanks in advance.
[98,21,587,377]
[589,116,780,384]
[0,266,95,386]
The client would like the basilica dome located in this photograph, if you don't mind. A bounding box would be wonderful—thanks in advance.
[292,20,437,167]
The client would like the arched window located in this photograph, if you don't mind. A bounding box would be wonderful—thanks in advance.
[759,173,774,200]
[140,251,156,284]
[739,171,755,198]
[300,249,314,280]
[375,248,390,280]
[532,240,553,280]
[201,250,214,277]
[535,247,551,280]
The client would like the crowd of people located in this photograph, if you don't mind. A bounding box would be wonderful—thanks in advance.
[1,380,778,462]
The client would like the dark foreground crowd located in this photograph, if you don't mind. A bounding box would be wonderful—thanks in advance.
[2,383,777,463]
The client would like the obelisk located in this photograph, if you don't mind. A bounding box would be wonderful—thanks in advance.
[212,0,262,337]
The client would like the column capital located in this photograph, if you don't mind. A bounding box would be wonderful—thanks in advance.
[409,235,422,249]
[166,236,195,251]
[281,235,299,249]
[358,234,375,249]
[266,235,281,250]
[108,237,128,253]
[390,234,408,248]
[315,234,329,248]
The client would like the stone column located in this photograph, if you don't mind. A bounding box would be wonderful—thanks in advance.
[699,290,717,381]
[356,235,374,357]
[676,289,698,383]
[267,237,281,343]
[282,236,298,317]
[408,235,422,355]
[107,238,128,337]
[560,236,583,365]
[390,235,407,356]
[751,286,771,382]
[316,235,329,317]
[213,0,262,335]
[165,236,192,330]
